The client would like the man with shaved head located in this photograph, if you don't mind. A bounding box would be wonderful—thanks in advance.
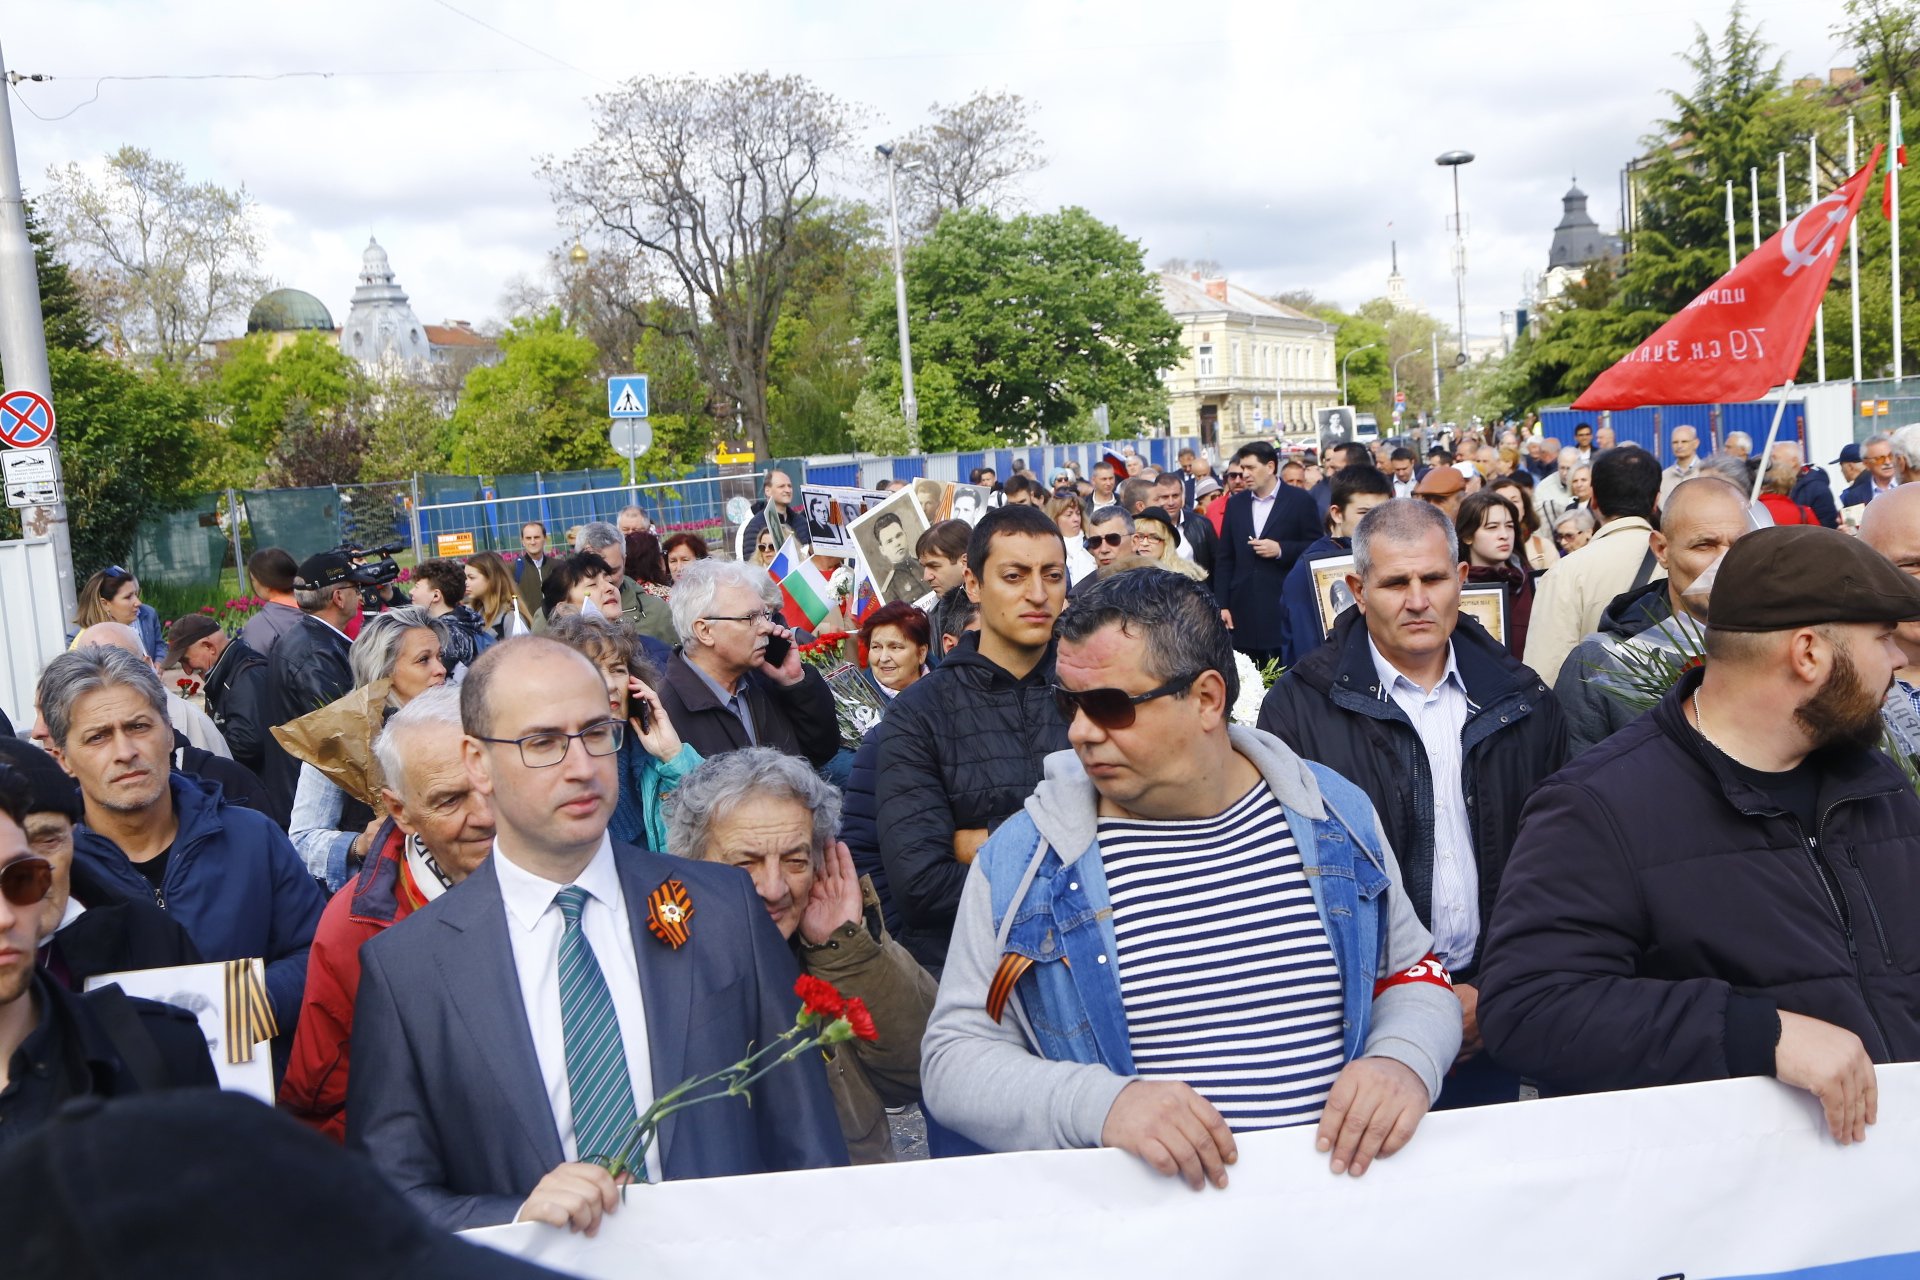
[348,636,845,1234]
[1555,475,1754,755]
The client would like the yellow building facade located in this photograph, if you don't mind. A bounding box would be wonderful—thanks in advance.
[1158,273,1338,453]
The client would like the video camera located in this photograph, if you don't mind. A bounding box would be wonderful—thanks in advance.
[331,539,407,607]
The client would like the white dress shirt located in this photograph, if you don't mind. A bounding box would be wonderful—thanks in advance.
[1249,486,1277,536]
[494,835,661,1180]
[1368,636,1481,970]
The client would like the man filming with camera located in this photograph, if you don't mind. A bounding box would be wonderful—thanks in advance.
[260,552,369,821]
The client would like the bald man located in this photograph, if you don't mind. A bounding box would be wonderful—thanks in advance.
[1555,476,1753,755]
[1860,484,1920,759]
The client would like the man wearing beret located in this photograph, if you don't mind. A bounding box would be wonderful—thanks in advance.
[1480,526,1920,1147]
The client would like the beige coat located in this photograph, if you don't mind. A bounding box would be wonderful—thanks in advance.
[798,878,939,1164]
[1521,516,1663,686]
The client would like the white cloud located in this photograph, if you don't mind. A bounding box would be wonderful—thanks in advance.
[8,0,1854,345]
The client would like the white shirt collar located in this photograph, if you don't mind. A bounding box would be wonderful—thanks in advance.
[494,832,621,934]
[1367,632,1463,699]
[38,895,85,950]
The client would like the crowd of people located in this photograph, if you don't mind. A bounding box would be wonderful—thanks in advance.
[6,429,1920,1247]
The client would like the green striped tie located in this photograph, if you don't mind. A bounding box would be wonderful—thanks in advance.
[554,885,639,1165]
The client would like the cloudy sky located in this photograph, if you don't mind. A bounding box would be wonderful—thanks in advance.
[8,0,1855,348]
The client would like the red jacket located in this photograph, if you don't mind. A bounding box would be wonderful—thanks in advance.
[280,820,425,1141]
[1759,493,1819,526]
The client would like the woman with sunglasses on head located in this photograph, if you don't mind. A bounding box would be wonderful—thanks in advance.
[73,566,165,666]
[0,763,217,1142]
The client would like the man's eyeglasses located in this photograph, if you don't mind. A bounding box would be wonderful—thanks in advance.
[1083,533,1126,550]
[0,855,53,908]
[474,720,625,768]
[1053,673,1201,731]
[704,609,777,626]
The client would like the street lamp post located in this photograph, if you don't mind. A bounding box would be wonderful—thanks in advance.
[1340,342,1378,409]
[1435,149,1475,380]
[876,143,919,443]
[1392,346,1428,414]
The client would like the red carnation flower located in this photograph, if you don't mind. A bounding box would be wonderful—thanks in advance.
[793,974,845,1018]
[199,605,216,614]
[843,996,878,1042]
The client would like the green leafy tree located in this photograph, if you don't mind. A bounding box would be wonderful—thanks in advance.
[449,310,604,475]
[206,331,365,480]
[863,206,1181,443]
[767,202,884,456]
[359,378,454,483]
[844,362,981,453]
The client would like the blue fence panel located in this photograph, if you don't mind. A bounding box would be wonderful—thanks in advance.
[806,463,860,487]
[994,449,1014,480]
[1606,408,1660,454]
[1721,400,1806,450]
[418,474,481,549]
[956,451,986,482]
[892,455,925,480]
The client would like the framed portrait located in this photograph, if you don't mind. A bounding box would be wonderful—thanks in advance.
[88,959,274,1101]
[1310,553,1358,639]
[847,485,934,607]
[911,477,952,527]
[1458,584,1509,648]
[946,483,992,527]
[799,485,871,554]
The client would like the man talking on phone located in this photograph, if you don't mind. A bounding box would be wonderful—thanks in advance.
[657,560,840,769]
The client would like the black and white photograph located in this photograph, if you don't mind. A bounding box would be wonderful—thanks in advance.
[847,485,932,606]
[1309,553,1359,638]
[947,483,992,526]
[911,476,950,527]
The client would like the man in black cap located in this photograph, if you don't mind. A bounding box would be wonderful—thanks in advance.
[0,739,199,992]
[0,763,216,1148]
[1480,525,1920,1146]
[262,552,362,818]
[168,614,272,781]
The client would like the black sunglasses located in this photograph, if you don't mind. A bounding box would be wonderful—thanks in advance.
[0,855,53,908]
[1052,672,1201,730]
[1083,532,1127,550]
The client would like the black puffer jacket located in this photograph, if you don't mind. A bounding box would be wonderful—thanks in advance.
[1480,667,1920,1093]
[875,633,1070,971]
[262,616,352,820]
[1256,606,1567,977]
[202,635,272,775]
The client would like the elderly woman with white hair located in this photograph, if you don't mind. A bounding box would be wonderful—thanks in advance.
[666,747,937,1164]
[655,558,842,769]
[278,606,448,893]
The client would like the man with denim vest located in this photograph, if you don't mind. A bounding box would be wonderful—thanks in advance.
[922,569,1460,1188]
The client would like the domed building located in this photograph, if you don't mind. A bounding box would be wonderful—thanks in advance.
[247,288,335,335]
[340,237,432,369]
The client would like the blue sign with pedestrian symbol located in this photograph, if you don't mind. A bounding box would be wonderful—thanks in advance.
[607,375,649,418]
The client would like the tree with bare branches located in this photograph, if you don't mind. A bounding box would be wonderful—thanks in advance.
[890,91,1045,233]
[542,72,858,463]
[42,146,269,366]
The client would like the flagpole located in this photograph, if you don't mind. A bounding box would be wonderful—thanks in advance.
[1812,136,1827,384]
[1776,151,1788,230]
[1894,91,1904,384]
[1850,115,1863,383]
[1750,381,1797,506]
[1725,180,1738,270]
[1750,167,1761,251]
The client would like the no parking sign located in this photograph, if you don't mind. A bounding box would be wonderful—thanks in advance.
[0,388,55,449]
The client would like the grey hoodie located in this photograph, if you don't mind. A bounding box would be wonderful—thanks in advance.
[920,725,1463,1155]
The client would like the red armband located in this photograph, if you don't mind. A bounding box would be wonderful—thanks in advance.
[1373,954,1453,997]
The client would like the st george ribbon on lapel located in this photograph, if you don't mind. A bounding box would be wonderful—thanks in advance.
[554,885,640,1165]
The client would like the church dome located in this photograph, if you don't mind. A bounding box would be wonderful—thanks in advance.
[247,288,335,334]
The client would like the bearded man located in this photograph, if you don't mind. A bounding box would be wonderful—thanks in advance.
[1480,527,1920,1150]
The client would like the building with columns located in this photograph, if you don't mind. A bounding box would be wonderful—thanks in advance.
[1157,272,1337,452]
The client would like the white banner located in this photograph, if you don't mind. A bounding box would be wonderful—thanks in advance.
[468,1066,1920,1279]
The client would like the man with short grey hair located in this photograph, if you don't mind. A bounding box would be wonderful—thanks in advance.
[1844,431,1903,508]
[283,685,497,1140]
[668,747,937,1164]
[1082,505,1134,572]
[1534,447,1582,526]
[1260,499,1567,1106]
[75,621,231,759]
[657,559,838,768]
[1724,430,1753,459]
[578,521,675,646]
[616,505,651,535]
[1659,425,1703,506]
[45,646,323,1030]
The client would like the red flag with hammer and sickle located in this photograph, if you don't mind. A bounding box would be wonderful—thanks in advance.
[1573,145,1882,410]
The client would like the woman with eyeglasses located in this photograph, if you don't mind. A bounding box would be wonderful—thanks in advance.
[544,612,697,852]
[752,530,778,568]
[1456,491,1535,659]
[280,607,448,893]
[1130,506,1207,582]
[73,566,165,666]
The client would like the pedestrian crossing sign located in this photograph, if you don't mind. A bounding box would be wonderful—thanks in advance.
[608,375,649,418]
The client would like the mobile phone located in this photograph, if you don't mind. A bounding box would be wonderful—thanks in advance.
[634,697,653,734]
[763,633,793,667]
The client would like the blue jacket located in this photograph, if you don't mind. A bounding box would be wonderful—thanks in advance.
[72,772,326,1027]
[1279,534,1349,669]
[134,602,165,667]
[920,729,1461,1154]
[610,738,700,852]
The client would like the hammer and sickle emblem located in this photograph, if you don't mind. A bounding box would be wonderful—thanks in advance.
[1781,194,1849,276]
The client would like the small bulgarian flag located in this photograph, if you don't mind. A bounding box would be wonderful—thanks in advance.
[1884,109,1906,220]
[767,536,833,629]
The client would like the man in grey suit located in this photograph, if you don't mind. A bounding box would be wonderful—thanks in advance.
[347,637,846,1232]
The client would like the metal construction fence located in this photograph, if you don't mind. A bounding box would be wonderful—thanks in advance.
[125,435,1205,604]
[1538,400,1811,465]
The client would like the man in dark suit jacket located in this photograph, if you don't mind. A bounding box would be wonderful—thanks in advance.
[655,559,841,769]
[514,521,565,624]
[1211,440,1322,666]
[347,637,846,1232]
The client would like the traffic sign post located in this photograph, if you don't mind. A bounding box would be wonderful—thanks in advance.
[3,444,60,508]
[607,416,653,492]
[608,375,649,418]
[0,386,54,448]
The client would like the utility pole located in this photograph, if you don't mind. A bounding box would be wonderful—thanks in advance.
[876,143,919,445]
[0,44,77,624]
